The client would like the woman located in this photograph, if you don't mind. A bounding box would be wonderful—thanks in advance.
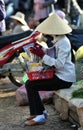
[24,13,76,126]
[33,0,56,22]
[4,11,30,35]
[28,0,56,29]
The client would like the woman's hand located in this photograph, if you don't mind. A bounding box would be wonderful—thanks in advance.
[29,44,45,58]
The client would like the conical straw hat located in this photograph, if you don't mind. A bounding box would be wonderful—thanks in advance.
[36,13,72,35]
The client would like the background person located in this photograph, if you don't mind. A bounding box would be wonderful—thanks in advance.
[64,0,83,28]
[0,0,6,35]
[4,11,30,35]
[28,0,57,29]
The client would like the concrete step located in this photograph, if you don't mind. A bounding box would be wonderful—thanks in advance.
[53,85,83,130]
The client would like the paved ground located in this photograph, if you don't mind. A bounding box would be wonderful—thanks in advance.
[0,77,76,130]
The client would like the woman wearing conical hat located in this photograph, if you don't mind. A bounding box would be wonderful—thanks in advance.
[4,11,30,35]
[24,13,76,126]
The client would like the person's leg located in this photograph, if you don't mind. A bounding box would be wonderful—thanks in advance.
[25,80,45,116]
[25,75,72,116]
[25,80,47,126]
[24,76,72,126]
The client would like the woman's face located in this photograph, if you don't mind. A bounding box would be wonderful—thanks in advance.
[43,34,54,47]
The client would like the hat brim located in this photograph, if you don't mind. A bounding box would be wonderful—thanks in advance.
[10,16,27,25]
[36,13,72,35]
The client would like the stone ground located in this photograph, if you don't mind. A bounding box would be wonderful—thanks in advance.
[0,78,76,130]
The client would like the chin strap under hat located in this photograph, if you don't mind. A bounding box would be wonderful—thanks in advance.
[36,13,72,35]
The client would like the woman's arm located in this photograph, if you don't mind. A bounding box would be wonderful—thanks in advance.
[42,37,71,69]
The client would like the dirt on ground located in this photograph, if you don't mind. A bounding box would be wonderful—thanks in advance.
[0,78,75,130]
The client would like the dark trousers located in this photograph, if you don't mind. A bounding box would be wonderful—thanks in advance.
[25,75,72,116]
